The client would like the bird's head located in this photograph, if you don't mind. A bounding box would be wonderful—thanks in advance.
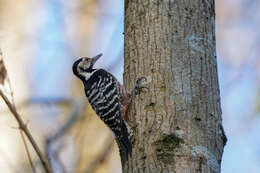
[72,53,102,78]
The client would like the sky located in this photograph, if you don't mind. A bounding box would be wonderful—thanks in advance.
[217,0,260,172]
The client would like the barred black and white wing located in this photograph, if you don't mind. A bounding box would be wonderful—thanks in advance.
[84,69,132,160]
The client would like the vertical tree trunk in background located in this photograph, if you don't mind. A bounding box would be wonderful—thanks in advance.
[123,0,226,173]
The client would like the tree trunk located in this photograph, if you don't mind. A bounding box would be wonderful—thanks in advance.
[123,0,226,173]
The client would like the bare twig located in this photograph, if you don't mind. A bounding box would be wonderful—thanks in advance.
[51,145,68,173]
[26,97,72,105]
[0,97,72,115]
[45,98,85,173]
[0,90,53,173]
[0,50,52,173]
[47,99,84,142]
[20,130,37,173]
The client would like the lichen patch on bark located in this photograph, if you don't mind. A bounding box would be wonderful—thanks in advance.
[152,134,184,164]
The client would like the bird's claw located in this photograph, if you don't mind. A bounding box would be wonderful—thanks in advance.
[134,77,148,95]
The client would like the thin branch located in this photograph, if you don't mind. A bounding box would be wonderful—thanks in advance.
[52,145,68,173]
[0,50,52,173]
[47,99,84,142]
[0,97,72,115]
[45,98,85,173]
[20,130,37,173]
[26,97,72,105]
[0,90,53,173]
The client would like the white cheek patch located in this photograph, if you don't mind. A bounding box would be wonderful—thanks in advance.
[77,59,91,71]
[77,65,82,74]
[82,69,97,81]
[81,59,92,69]
[76,60,97,81]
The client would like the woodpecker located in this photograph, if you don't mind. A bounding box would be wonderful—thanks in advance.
[72,53,134,162]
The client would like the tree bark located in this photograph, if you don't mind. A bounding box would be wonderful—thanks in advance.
[123,0,226,173]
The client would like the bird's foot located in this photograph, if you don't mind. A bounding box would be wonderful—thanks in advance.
[133,77,149,95]
[121,77,149,121]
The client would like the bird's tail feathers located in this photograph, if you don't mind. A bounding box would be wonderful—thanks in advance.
[116,122,132,165]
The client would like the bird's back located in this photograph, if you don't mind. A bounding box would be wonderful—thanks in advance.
[84,69,132,160]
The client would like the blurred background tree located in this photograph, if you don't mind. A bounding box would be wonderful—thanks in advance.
[0,0,259,173]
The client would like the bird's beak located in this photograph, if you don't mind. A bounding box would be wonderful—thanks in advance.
[91,53,103,64]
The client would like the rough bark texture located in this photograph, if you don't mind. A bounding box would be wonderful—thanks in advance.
[123,0,226,173]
